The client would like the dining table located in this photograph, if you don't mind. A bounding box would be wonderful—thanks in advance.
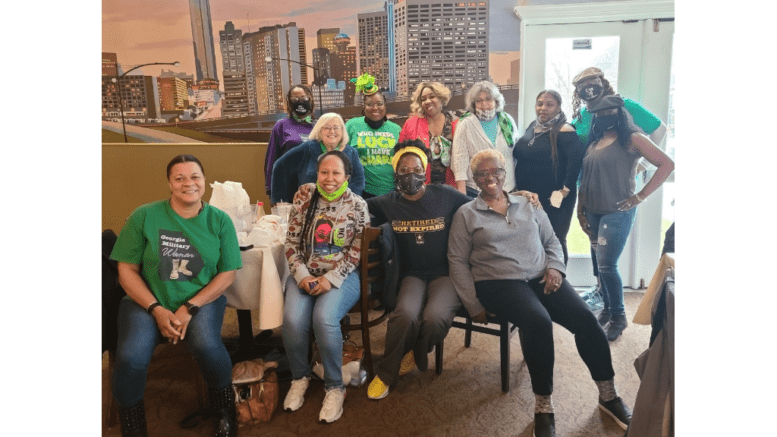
[222,234,288,363]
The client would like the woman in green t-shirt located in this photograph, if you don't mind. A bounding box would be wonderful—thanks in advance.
[109,155,242,437]
[345,74,401,198]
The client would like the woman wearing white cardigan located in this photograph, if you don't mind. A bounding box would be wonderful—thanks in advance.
[451,81,519,197]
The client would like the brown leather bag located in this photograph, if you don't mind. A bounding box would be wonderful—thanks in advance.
[231,359,279,426]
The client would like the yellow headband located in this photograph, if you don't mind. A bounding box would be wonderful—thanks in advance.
[391,146,428,172]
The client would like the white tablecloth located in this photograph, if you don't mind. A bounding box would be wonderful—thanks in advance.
[223,242,288,330]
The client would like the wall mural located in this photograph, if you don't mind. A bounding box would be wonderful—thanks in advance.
[102,0,522,143]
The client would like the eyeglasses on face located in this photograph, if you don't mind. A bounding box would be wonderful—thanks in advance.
[473,168,506,179]
[365,101,385,108]
[321,125,342,132]
[398,166,424,174]
[475,97,494,105]
[290,97,310,103]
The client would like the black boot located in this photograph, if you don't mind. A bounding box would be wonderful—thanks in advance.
[605,314,628,341]
[597,308,611,326]
[209,386,238,437]
[118,400,148,437]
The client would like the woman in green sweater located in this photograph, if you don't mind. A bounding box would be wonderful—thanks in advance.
[345,74,401,198]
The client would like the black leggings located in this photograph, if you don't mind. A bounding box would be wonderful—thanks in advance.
[475,278,614,396]
[539,190,576,265]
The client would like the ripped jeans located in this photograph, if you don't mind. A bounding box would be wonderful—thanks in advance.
[584,208,637,316]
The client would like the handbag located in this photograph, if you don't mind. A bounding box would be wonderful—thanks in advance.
[231,359,279,426]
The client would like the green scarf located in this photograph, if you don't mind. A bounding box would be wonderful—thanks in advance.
[461,111,515,146]
[317,180,348,201]
[293,114,313,124]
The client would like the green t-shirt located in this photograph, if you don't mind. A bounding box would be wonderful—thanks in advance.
[345,116,401,196]
[110,200,242,310]
[573,97,662,145]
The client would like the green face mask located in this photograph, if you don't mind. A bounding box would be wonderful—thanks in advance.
[317,180,349,201]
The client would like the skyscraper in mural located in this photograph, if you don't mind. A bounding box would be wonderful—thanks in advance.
[387,0,490,97]
[358,11,390,91]
[189,0,218,83]
[220,21,251,117]
[243,23,306,115]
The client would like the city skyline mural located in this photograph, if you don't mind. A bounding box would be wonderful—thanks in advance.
[102,0,523,143]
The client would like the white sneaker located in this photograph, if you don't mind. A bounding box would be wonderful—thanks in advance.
[319,387,346,423]
[283,377,310,411]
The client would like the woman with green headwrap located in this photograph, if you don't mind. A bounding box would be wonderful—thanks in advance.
[345,74,401,198]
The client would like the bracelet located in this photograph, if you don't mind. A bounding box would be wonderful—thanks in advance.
[146,302,161,315]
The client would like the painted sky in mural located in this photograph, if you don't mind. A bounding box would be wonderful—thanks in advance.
[102,0,521,85]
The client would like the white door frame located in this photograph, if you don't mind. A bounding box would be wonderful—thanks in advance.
[514,0,675,288]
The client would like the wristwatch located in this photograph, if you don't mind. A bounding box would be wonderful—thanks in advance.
[183,301,199,317]
[146,302,161,315]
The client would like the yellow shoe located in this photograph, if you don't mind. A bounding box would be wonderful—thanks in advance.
[367,376,389,400]
[399,350,415,376]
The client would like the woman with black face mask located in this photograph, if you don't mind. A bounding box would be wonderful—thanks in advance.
[570,67,669,311]
[264,85,317,196]
[577,95,674,342]
[362,139,473,401]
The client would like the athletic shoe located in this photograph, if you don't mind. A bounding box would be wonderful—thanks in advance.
[533,412,556,437]
[399,350,415,376]
[599,396,632,430]
[367,376,389,400]
[319,387,346,423]
[283,376,309,411]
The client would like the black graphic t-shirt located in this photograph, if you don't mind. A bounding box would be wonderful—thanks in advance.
[367,184,471,280]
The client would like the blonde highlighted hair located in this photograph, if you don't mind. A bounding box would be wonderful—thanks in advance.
[470,149,506,173]
[308,112,349,149]
[410,82,451,116]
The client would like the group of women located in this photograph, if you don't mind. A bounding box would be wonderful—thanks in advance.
[109,68,673,437]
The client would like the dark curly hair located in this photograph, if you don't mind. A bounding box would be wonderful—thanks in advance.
[587,106,644,150]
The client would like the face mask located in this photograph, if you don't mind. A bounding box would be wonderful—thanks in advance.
[395,172,425,196]
[294,101,312,115]
[476,108,496,120]
[317,180,348,202]
[580,84,603,101]
[592,114,619,137]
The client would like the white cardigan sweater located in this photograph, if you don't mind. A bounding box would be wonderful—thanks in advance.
[451,112,518,192]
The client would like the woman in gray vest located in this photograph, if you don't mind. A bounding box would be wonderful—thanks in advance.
[577,95,674,341]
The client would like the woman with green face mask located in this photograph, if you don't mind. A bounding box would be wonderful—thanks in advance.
[281,150,369,424]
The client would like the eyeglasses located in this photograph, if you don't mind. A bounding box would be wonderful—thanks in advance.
[398,166,424,174]
[475,97,494,105]
[321,125,342,132]
[365,101,385,108]
[290,97,310,103]
[473,168,506,179]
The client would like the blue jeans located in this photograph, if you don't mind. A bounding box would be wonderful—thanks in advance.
[111,295,233,408]
[282,272,361,389]
[584,208,637,316]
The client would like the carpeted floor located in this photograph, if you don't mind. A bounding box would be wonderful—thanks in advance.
[103,291,650,436]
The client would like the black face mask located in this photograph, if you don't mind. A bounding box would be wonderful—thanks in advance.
[293,101,312,115]
[395,172,426,196]
[592,114,619,137]
[580,84,604,102]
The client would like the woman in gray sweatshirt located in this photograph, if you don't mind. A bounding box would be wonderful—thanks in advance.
[447,149,631,437]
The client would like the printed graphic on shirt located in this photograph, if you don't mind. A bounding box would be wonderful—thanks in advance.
[310,217,345,259]
[158,230,204,282]
[391,217,445,245]
[355,131,396,166]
